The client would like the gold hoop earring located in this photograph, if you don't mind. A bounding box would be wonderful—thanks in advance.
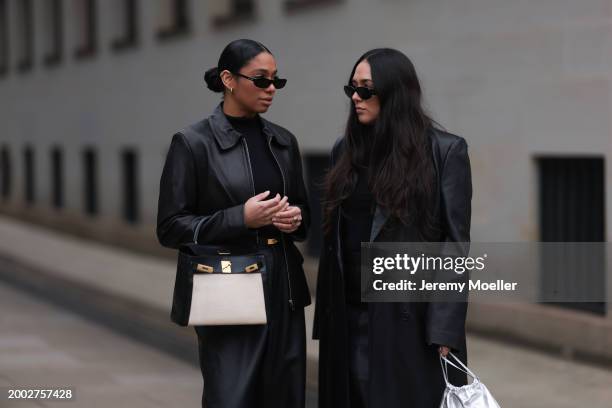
[229,87,234,94]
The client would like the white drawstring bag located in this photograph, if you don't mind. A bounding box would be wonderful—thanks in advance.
[439,352,501,408]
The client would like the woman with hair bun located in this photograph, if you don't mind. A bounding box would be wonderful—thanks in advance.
[157,39,311,408]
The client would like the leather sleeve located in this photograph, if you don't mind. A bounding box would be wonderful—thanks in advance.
[156,133,252,249]
[425,137,472,352]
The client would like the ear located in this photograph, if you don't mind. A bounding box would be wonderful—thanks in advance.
[220,70,235,92]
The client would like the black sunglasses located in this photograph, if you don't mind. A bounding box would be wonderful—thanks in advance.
[344,85,377,100]
[233,72,287,89]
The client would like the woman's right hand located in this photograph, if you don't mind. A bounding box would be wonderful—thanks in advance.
[244,191,289,229]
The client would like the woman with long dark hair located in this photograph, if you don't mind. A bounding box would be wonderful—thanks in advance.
[157,39,311,408]
[313,48,472,408]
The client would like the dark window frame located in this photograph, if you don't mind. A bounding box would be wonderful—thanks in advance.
[74,0,97,59]
[0,145,10,200]
[16,0,34,73]
[43,0,64,66]
[537,156,606,315]
[284,0,342,14]
[0,0,8,77]
[23,145,35,204]
[83,147,98,216]
[121,148,139,224]
[51,146,64,209]
[112,0,139,51]
[212,0,255,28]
[156,0,190,40]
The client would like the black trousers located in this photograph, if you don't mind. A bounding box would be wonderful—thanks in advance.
[194,243,306,408]
[346,301,369,408]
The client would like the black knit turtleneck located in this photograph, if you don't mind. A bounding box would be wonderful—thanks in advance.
[341,164,375,304]
[341,136,376,304]
[225,113,284,238]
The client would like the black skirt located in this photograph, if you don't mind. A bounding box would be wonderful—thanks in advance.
[194,242,306,408]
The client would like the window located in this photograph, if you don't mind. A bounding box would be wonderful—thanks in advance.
[51,147,64,209]
[211,0,254,27]
[157,0,189,40]
[0,0,8,76]
[121,149,139,223]
[284,0,341,13]
[0,146,10,199]
[16,0,34,72]
[43,0,63,66]
[83,148,97,215]
[74,0,97,59]
[111,0,138,51]
[538,157,606,315]
[23,146,34,204]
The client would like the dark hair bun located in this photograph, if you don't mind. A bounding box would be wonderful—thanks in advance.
[204,67,224,93]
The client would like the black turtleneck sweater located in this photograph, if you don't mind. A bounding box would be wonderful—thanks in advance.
[341,164,375,304]
[225,113,284,238]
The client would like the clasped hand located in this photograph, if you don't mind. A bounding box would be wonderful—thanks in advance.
[244,191,302,233]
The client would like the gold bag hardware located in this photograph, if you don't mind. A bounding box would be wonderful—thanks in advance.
[244,263,259,273]
[221,260,232,273]
[196,263,214,273]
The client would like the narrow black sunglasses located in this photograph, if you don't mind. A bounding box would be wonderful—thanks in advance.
[233,72,287,89]
[344,85,377,100]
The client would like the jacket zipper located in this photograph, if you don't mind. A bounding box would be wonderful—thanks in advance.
[241,138,260,246]
[336,206,344,281]
[267,137,295,311]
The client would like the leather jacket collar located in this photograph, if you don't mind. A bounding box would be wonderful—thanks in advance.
[208,103,291,150]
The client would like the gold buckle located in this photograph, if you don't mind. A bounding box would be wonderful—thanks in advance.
[245,263,259,273]
[196,263,214,273]
[221,260,232,273]
[267,238,278,245]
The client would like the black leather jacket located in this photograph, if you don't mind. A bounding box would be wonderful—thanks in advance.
[314,127,472,346]
[312,128,472,408]
[156,103,312,308]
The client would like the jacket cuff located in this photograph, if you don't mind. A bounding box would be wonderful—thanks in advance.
[288,224,307,242]
[225,203,248,233]
[193,203,251,244]
[426,329,464,352]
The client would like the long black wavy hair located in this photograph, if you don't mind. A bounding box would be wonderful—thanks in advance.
[322,48,440,239]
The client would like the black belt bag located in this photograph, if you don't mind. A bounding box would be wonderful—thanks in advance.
[170,242,268,326]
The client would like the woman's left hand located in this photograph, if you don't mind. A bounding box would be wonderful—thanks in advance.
[272,206,302,233]
[438,345,450,357]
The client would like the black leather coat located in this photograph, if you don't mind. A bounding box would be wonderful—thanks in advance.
[313,128,472,408]
[156,103,312,309]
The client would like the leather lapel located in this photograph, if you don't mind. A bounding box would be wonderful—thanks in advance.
[369,205,389,242]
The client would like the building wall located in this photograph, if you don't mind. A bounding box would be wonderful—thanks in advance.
[0,0,611,252]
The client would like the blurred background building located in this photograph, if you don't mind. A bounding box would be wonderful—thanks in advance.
[0,0,611,370]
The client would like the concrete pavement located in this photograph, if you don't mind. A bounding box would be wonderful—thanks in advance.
[0,280,203,407]
[0,215,610,407]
